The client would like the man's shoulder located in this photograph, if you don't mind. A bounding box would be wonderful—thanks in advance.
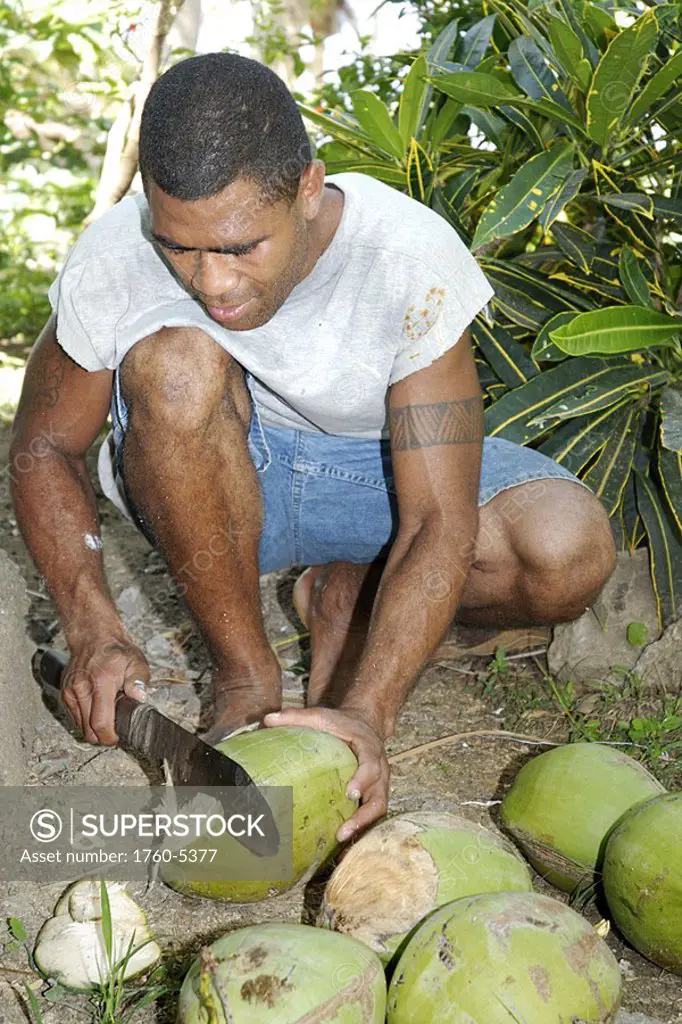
[70,193,150,259]
[330,171,472,281]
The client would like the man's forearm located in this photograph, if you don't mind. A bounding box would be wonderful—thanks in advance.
[339,516,476,738]
[10,442,124,644]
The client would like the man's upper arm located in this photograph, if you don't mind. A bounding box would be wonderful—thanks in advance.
[12,315,113,458]
[388,330,484,533]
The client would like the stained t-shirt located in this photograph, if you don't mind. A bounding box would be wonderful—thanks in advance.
[48,171,494,440]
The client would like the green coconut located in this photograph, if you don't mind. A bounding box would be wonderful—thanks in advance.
[500,742,665,892]
[603,791,682,974]
[317,811,533,963]
[177,922,386,1022]
[162,726,358,902]
[33,881,161,991]
[387,891,622,1023]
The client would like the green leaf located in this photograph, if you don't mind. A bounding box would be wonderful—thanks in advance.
[514,96,587,134]
[551,306,681,356]
[299,105,386,159]
[539,400,631,472]
[457,15,496,68]
[619,247,652,308]
[8,917,28,943]
[472,142,574,250]
[427,19,460,66]
[551,222,597,273]
[508,36,573,112]
[399,55,430,148]
[586,9,659,148]
[472,321,538,387]
[538,169,587,229]
[660,386,682,453]
[498,105,545,149]
[651,196,682,223]
[548,16,591,90]
[322,160,406,186]
[22,984,44,1024]
[627,621,649,646]
[428,98,463,149]
[100,879,113,964]
[406,137,433,202]
[428,71,521,107]
[626,50,682,126]
[530,365,668,423]
[659,448,682,534]
[599,193,655,219]
[349,90,405,161]
[532,311,574,362]
[582,404,641,514]
[635,470,682,627]
[485,357,617,444]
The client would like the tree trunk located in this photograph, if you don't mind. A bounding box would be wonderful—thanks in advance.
[87,0,186,223]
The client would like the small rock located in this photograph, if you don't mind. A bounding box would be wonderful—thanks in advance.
[115,584,152,624]
[548,550,661,688]
[145,632,175,662]
[634,618,682,693]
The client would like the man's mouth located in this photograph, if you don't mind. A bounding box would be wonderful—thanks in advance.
[204,297,254,323]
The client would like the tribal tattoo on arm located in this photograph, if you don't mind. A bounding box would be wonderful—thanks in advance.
[389,396,484,451]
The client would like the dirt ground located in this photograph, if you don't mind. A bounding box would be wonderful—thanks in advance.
[0,421,680,1023]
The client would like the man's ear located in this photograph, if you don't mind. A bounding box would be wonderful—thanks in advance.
[298,159,327,220]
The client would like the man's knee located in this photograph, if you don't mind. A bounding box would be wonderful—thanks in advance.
[509,482,616,621]
[120,326,251,433]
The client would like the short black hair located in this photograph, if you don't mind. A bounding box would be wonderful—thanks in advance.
[139,52,314,205]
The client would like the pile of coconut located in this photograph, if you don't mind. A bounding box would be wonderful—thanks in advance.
[32,727,681,1022]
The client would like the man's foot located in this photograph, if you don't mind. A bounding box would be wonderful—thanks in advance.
[293,565,549,670]
[200,676,282,746]
[292,563,377,707]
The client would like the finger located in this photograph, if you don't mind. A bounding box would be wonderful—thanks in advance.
[346,757,384,798]
[88,677,121,746]
[337,790,389,842]
[263,708,327,731]
[61,682,83,733]
[66,674,98,744]
[122,677,148,703]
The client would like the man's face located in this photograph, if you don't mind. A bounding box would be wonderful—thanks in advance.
[147,169,319,331]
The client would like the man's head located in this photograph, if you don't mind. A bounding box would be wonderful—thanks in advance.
[139,52,326,330]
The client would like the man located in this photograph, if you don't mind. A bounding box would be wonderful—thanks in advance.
[11,53,616,842]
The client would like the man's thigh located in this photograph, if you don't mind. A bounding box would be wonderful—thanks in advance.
[258,431,591,574]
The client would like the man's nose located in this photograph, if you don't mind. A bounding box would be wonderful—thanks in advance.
[193,251,242,301]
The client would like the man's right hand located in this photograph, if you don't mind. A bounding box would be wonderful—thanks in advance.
[61,636,150,745]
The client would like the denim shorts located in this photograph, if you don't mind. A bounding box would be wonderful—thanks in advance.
[110,370,586,575]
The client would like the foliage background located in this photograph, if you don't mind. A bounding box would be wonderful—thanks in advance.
[1,0,681,616]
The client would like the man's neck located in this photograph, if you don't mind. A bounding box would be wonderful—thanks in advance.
[304,183,344,276]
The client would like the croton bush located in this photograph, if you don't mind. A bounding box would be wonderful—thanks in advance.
[301,0,682,626]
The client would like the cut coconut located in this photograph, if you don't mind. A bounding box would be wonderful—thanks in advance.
[318,811,532,962]
[177,922,386,1023]
[34,880,161,991]
[162,726,358,902]
[387,891,622,1023]
[500,742,664,891]
[603,791,682,974]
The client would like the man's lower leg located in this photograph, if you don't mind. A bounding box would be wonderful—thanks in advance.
[118,328,281,738]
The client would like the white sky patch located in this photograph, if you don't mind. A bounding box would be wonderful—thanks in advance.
[84,532,103,551]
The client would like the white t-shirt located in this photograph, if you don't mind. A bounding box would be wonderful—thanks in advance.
[48,171,494,440]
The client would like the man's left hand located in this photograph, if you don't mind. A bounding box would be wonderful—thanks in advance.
[262,706,390,842]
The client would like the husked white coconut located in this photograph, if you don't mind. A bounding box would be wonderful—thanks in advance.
[34,880,161,991]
